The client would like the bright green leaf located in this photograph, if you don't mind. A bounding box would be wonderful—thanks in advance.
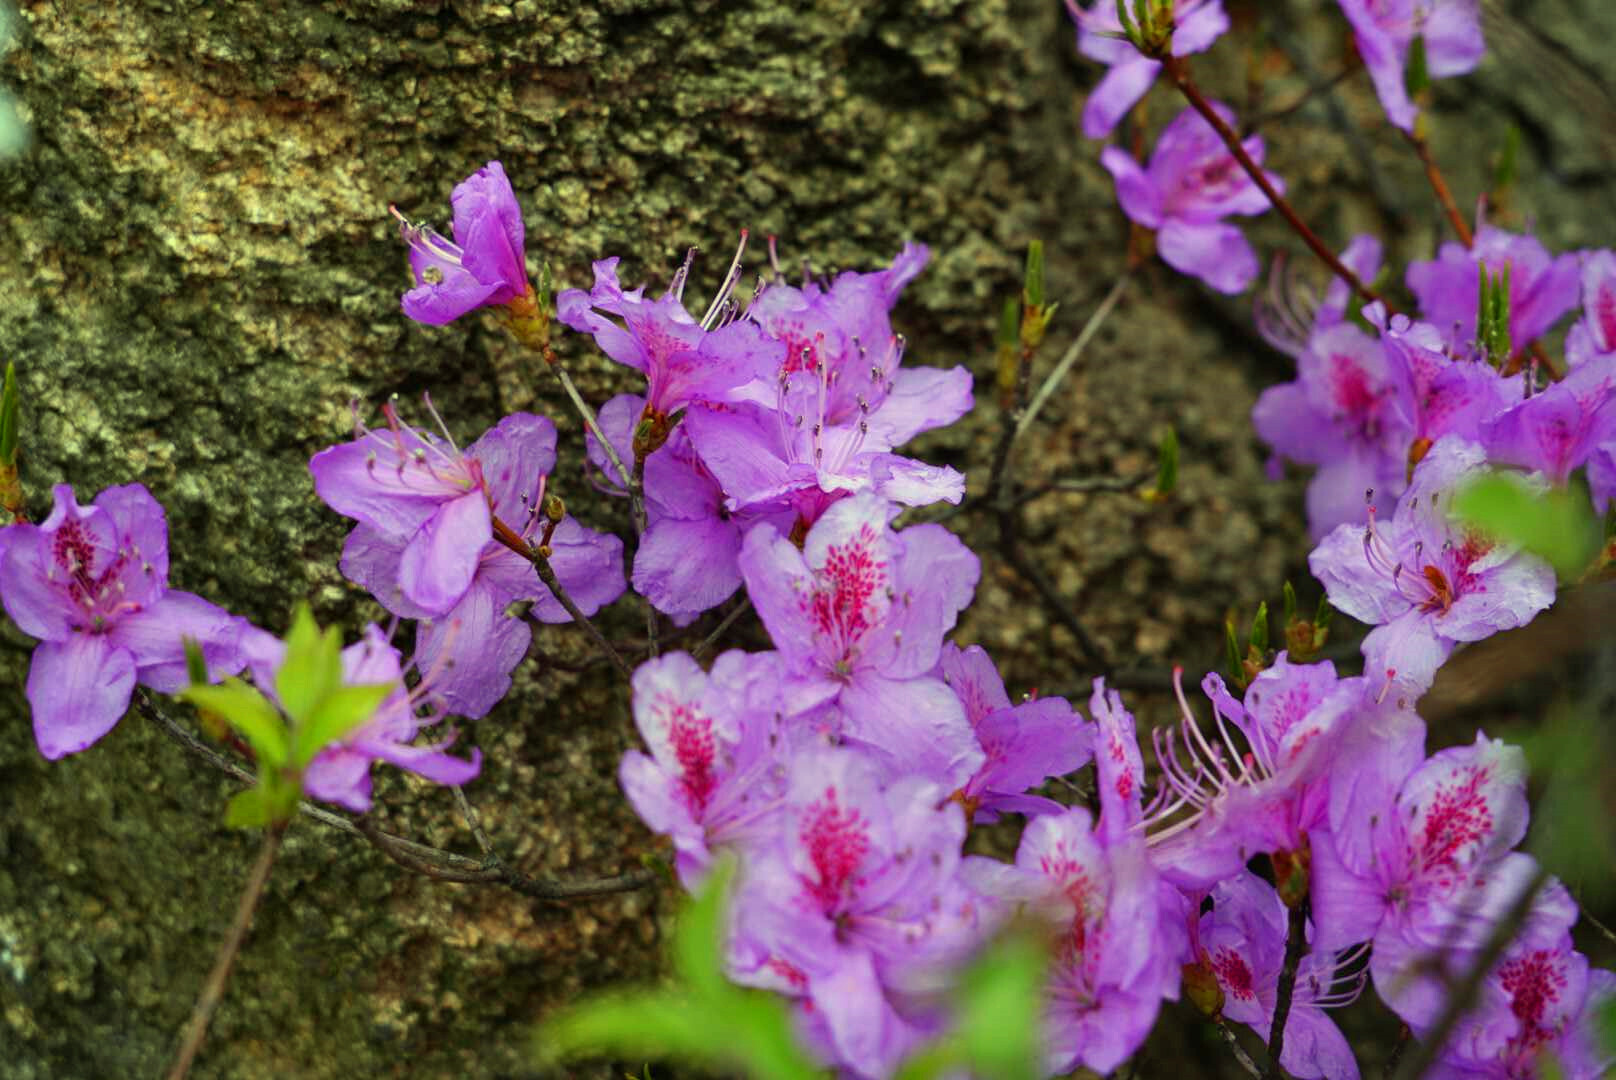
[292,681,395,769]
[276,604,343,724]
[182,635,210,688]
[1404,34,1429,97]
[1451,471,1601,581]
[1022,241,1045,310]
[1249,601,1269,656]
[225,786,275,829]
[673,855,734,997]
[0,360,17,464]
[180,679,290,767]
[953,933,1047,1080]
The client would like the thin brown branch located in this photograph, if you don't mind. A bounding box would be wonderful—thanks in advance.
[1406,130,1474,248]
[490,514,634,681]
[1265,898,1310,1079]
[1161,55,1388,312]
[693,597,753,661]
[140,694,655,903]
[167,822,285,1080]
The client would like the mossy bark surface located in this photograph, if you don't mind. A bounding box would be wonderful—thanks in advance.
[1,1,1611,1077]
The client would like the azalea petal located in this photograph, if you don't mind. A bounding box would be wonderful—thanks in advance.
[109,590,245,692]
[414,579,531,720]
[27,634,137,760]
[398,491,491,614]
[1157,218,1260,295]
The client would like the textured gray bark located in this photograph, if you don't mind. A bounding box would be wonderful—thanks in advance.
[0,1,1610,1077]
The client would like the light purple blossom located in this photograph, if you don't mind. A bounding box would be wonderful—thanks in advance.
[1336,0,1485,133]
[727,748,983,1078]
[1005,807,1184,1075]
[240,624,480,812]
[1101,101,1282,294]
[1199,871,1363,1080]
[0,483,244,760]
[557,256,783,420]
[1406,226,1581,355]
[934,643,1093,822]
[618,650,789,886]
[1429,934,1616,1079]
[1308,437,1555,694]
[1566,250,1616,368]
[319,410,625,718]
[1066,0,1230,138]
[738,492,984,790]
[1482,354,1616,485]
[395,161,530,326]
[1375,310,1524,466]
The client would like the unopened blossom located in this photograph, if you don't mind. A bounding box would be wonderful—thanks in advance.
[728,748,984,1078]
[1065,0,1230,138]
[1005,807,1184,1076]
[618,650,790,886]
[738,492,984,789]
[240,623,480,812]
[1566,250,1616,367]
[1101,101,1283,294]
[0,484,244,759]
[1308,437,1555,694]
[1407,226,1581,354]
[557,254,783,422]
[1429,934,1616,1079]
[935,643,1092,822]
[1336,0,1485,133]
[321,410,625,718]
[395,160,530,326]
[1200,872,1363,1080]
[1309,732,1578,1026]
[1482,353,1616,485]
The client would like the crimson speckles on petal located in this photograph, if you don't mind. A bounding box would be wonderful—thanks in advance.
[800,786,873,913]
[805,524,889,661]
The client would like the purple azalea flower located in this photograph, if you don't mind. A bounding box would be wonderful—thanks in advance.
[1309,731,1578,1025]
[1406,226,1581,354]
[240,624,480,812]
[1200,871,1363,1080]
[1590,440,1616,513]
[1482,354,1616,485]
[1336,0,1485,132]
[0,483,244,759]
[727,747,984,1078]
[1066,0,1230,138]
[934,643,1093,822]
[1429,935,1616,1079]
[1004,807,1184,1075]
[394,161,530,326]
[738,492,984,790]
[557,256,783,421]
[1375,310,1524,469]
[618,650,789,886]
[322,410,625,718]
[1258,236,1386,358]
[1101,101,1283,294]
[1254,318,1415,540]
[1308,437,1555,694]
[1567,250,1616,368]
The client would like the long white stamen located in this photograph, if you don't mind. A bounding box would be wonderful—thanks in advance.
[700,229,749,330]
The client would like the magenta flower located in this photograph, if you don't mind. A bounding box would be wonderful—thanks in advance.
[1376,310,1524,465]
[935,643,1093,822]
[1406,226,1581,354]
[394,161,529,326]
[1567,250,1616,368]
[1200,871,1364,1080]
[240,624,480,812]
[1065,0,1230,138]
[1482,354,1616,485]
[727,748,982,1078]
[1429,934,1616,1079]
[0,484,245,759]
[320,410,625,718]
[738,492,984,789]
[557,256,783,420]
[1336,0,1485,132]
[618,650,790,886]
[1308,437,1555,694]
[1101,101,1282,294]
[1007,807,1185,1075]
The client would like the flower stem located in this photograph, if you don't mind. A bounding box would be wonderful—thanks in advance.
[166,822,285,1080]
[1406,129,1474,247]
[490,514,634,681]
[1161,55,1386,312]
[1264,897,1309,1079]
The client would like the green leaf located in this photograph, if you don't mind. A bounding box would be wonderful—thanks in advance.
[1225,615,1244,687]
[952,932,1046,1080]
[1249,600,1269,656]
[182,635,210,688]
[292,682,395,769]
[225,786,276,828]
[180,679,290,767]
[1404,34,1430,97]
[997,296,1019,350]
[0,359,17,464]
[1451,471,1601,581]
[275,604,343,724]
[673,855,734,997]
[1282,580,1297,626]
[1154,425,1178,497]
[1022,241,1045,310]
